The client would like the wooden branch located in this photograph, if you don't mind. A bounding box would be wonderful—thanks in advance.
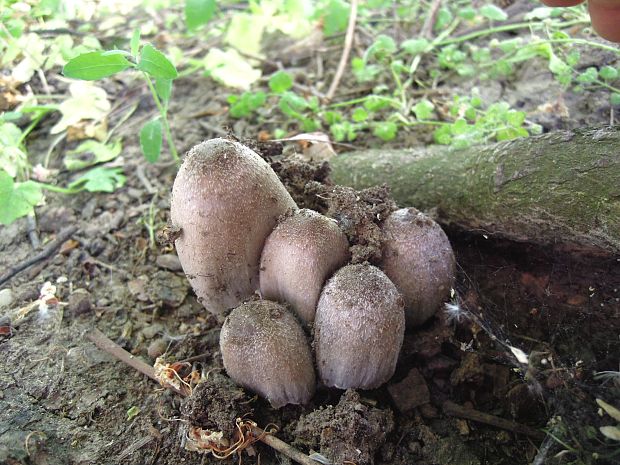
[0,225,78,286]
[325,0,358,101]
[330,127,620,255]
[443,400,545,440]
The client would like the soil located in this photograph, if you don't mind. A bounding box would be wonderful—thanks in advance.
[2,3,620,465]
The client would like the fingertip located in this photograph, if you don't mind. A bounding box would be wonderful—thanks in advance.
[588,1,620,42]
[540,1,584,6]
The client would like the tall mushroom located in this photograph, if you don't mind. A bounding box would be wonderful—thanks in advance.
[170,138,296,314]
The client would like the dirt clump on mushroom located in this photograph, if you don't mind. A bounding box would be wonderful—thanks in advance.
[320,184,397,263]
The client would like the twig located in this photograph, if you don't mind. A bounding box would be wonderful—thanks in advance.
[85,328,168,384]
[250,426,318,465]
[325,0,358,101]
[421,0,443,39]
[85,328,319,465]
[443,400,545,440]
[26,214,40,249]
[0,225,78,286]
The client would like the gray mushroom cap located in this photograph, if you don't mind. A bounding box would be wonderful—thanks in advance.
[260,209,350,324]
[314,264,405,390]
[219,300,316,408]
[170,138,296,314]
[380,208,456,328]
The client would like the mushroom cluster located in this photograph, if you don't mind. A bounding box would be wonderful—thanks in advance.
[170,139,455,408]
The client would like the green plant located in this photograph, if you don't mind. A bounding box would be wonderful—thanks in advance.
[63,30,179,163]
[0,104,127,225]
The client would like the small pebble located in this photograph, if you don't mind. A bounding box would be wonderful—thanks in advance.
[141,322,164,340]
[0,289,14,308]
[67,289,92,315]
[147,338,168,359]
[156,254,183,271]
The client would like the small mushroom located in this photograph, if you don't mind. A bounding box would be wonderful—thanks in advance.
[259,209,350,324]
[170,139,297,314]
[380,208,455,328]
[314,264,405,390]
[219,300,316,408]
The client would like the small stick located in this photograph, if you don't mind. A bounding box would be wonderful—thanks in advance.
[0,225,78,286]
[325,0,359,101]
[420,0,442,39]
[86,329,159,382]
[85,328,319,465]
[26,214,40,249]
[250,426,318,465]
[443,400,545,440]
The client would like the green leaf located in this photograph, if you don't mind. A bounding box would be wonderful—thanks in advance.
[596,398,620,422]
[479,4,508,21]
[0,170,43,225]
[228,91,266,118]
[130,29,141,57]
[63,51,132,80]
[577,67,598,84]
[363,95,393,112]
[599,66,618,81]
[155,78,172,103]
[451,118,469,135]
[137,44,178,79]
[68,167,126,193]
[413,99,434,120]
[433,125,452,145]
[64,139,122,170]
[611,93,620,106]
[203,48,261,90]
[373,121,397,141]
[457,6,476,20]
[126,406,141,421]
[269,71,293,93]
[323,111,342,125]
[600,426,620,441]
[351,58,381,82]
[322,0,350,36]
[401,38,430,56]
[185,0,216,30]
[434,7,453,31]
[279,92,309,119]
[140,118,163,163]
[351,107,368,122]
[548,53,570,76]
[505,110,526,127]
[364,35,397,62]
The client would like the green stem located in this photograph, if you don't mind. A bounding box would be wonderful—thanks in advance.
[436,19,590,47]
[37,182,81,194]
[545,38,620,54]
[390,65,407,111]
[143,73,179,164]
[591,80,620,94]
[327,95,402,109]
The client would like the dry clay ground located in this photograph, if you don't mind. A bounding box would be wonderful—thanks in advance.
[1,13,620,465]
